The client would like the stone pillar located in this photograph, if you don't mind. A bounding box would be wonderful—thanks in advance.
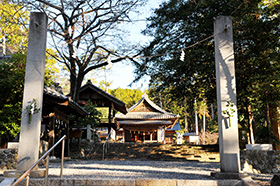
[214,16,240,173]
[110,128,116,141]
[17,12,48,171]
[157,127,165,142]
[87,124,92,141]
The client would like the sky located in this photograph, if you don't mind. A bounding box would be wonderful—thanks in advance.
[87,0,165,91]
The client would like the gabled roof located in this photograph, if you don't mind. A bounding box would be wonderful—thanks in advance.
[44,87,89,116]
[166,122,181,131]
[128,93,169,113]
[79,80,127,114]
[115,93,179,120]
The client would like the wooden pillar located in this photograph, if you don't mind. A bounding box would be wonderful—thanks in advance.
[65,121,70,157]
[17,12,47,171]
[214,16,240,173]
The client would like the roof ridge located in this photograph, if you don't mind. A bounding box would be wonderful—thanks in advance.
[127,94,178,116]
[80,82,126,106]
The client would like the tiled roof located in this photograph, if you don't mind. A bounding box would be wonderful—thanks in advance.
[117,120,172,125]
[166,122,181,131]
[116,112,178,120]
[79,80,127,114]
[115,93,179,120]
[44,87,68,100]
[128,93,168,113]
[44,87,89,116]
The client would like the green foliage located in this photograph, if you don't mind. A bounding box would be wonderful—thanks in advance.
[45,48,60,87]
[0,52,59,140]
[222,101,236,127]
[208,119,219,133]
[110,88,143,108]
[0,53,25,139]
[0,1,29,55]
[136,0,280,142]
[70,100,101,126]
[99,80,112,92]
[255,126,279,149]
[25,99,41,123]
[0,1,60,143]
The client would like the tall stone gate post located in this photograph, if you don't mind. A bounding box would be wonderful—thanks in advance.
[214,16,240,173]
[17,12,48,171]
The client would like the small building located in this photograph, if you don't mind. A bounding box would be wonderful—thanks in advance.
[42,86,89,157]
[115,94,179,143]
[165,123,200,144]
[165,122,181,144]
[78,80,127,140]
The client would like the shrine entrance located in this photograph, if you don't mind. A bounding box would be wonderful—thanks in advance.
[124,130,158,143]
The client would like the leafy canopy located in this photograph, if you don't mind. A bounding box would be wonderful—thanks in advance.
[137,0,280,137]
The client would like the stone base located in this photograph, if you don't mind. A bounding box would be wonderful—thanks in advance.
[211,172,250,180]
[4,169,46,178]
[246,144,273,151]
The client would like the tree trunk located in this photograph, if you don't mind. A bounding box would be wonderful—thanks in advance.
[70,73,77,100]
[2,34,6,55]
[211,103,214,120]
[269,103,280,150]
[247,98,255,144]
[194,99,198,135]
[72,70,85,102]
[184,97,188,132]
[266,103,272,144]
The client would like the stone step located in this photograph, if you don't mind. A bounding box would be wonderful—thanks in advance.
[71,143,220,162]
[0,178,15,186]
[5,178,244,186]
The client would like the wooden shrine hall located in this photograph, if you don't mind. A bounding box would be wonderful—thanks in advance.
[78,80,128,139]
[115,94,179,143]
[42,86,89,157]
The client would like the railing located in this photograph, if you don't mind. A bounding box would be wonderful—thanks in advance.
[12,135,67,186]
[102,129,112,160]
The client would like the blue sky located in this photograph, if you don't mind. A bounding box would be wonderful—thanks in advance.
[91,0,165,91]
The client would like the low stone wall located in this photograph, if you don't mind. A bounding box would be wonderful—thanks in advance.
[70,140,220,161]
[240,150,280,173]
[2,143,280,174]
[0,149,17,170]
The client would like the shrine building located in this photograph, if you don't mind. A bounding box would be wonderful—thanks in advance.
[115,94,180,143]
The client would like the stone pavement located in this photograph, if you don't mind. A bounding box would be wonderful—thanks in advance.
[0,160,273,185]
[48,160,220,180]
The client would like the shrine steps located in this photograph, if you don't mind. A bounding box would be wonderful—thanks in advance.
[75,142,220,162]
[1,178,251,186]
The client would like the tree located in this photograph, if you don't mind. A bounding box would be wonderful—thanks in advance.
[0,0,29,55]
[70,100,101,127]
[18,0,145,101]
[0,54,25,145]
[136,0,280,145]
[0,52,59,146]
[110,88,143,108]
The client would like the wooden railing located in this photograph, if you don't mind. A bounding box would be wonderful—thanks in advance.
[12,135,67,186]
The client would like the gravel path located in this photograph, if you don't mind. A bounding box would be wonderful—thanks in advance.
[46,160,220,180]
